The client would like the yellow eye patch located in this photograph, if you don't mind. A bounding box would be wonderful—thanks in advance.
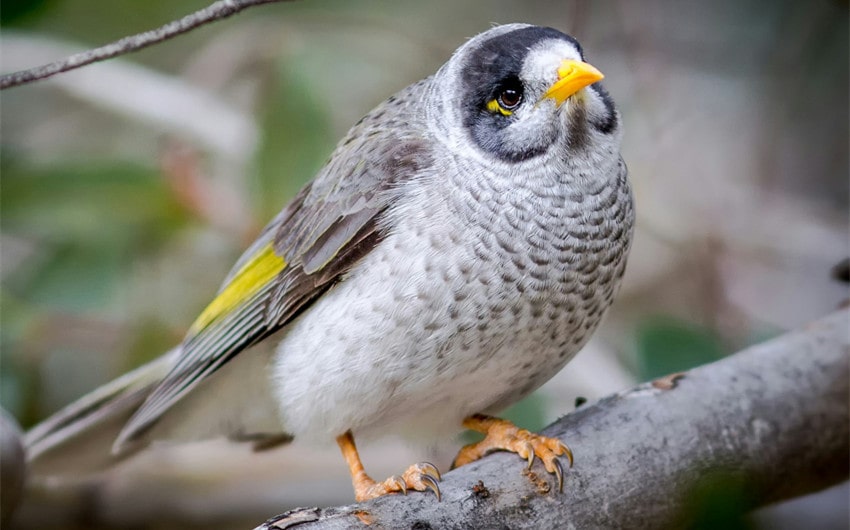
[486,99,513,117]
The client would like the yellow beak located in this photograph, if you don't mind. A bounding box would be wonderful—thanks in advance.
[542,59,604,106]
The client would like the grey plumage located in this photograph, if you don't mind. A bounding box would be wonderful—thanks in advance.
[26,23,634,484]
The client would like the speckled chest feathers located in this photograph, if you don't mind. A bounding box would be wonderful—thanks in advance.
[272,152,632,443]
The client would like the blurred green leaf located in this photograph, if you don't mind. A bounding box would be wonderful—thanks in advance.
[1,160,190,313]
[0,290,36,346]
[4,0,211,63]
[254,52,334,218]
[636,316,725,381]
[1,161,187,245]
[678,472,755,530]
[125,318,182,369]
[8,242,125,311]
[0,343,28,420]
[502,391,547,434]
[0,0,57,26]
[0,291,40,423]
[0,159,194,423]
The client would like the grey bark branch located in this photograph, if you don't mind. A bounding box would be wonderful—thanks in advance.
[257,310,850,530]
[0,0,292,90]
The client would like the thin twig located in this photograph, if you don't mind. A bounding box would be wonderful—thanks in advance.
[0,0,292,90]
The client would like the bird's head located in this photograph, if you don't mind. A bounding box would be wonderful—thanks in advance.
[430,24,620,167]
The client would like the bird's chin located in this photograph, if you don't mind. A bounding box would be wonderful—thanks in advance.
[558,95,586,119]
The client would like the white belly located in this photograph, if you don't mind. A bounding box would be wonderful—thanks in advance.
[270,202,599,443]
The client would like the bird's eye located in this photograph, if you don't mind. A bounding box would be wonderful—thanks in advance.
[486,84,524,117]
[498,88,522,110]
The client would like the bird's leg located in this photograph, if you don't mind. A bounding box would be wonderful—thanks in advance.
[335,431,441,502]
[453,414,573,492]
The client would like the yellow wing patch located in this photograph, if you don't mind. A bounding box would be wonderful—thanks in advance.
[189,243,286,334]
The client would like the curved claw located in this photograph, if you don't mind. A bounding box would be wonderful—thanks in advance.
[390,475,407,495]
[523,441,536,469]
[562,443,574,468]
[553,458,564,493]
[420,473,442,501]
[421,462,442,481]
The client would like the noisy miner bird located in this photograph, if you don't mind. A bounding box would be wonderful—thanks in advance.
[26,23,634,502]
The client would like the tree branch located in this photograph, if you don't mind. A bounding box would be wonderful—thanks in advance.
[257,310,849,529]
[0,0,292,90]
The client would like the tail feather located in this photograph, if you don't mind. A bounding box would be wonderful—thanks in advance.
[25,349,177,476]
[25,342,288,478]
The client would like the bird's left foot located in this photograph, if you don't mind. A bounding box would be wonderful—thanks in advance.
[336,431,441,502]
[453,414,573,492]
[351,462,442,502]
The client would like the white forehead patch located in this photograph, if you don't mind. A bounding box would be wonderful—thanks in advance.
[521,39,584,88]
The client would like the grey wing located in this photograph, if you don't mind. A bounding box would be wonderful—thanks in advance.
[114,83,434,449]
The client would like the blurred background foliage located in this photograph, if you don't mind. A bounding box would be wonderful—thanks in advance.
[1,0,847,528]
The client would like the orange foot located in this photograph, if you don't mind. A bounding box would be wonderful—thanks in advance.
[336,431,441,502]
[453,414,573,492]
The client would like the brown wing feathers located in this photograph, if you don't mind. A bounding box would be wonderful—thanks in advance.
[114,88,431,447]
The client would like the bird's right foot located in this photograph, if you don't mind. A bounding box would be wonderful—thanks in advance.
[453,414,573,492]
